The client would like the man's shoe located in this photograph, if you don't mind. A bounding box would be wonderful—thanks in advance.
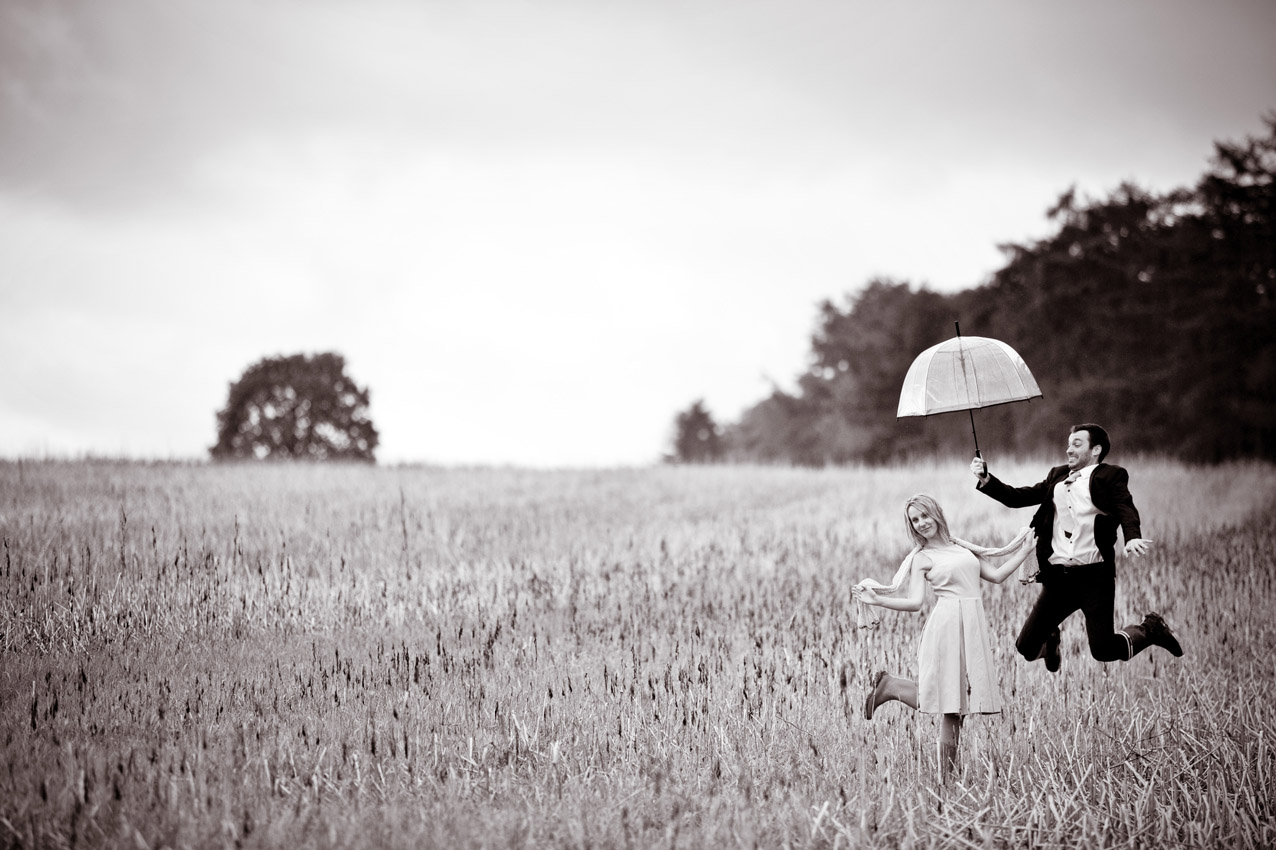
[1143,613,1183,657]
[1044,629,1061,673]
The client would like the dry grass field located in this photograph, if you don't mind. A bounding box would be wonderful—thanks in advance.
[2,457,1274,849]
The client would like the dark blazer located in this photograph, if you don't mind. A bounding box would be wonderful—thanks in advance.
[977,462,1142,570]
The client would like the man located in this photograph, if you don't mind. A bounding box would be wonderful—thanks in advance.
[971,423,1182,671]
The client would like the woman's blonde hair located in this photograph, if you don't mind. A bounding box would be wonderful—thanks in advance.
[904,494,951,548]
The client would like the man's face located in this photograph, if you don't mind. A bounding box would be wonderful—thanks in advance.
[1066,430,1101,469]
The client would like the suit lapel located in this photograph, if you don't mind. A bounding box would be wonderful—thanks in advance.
[1089,463,1109,513]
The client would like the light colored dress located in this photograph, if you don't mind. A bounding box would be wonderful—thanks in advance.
[916,544,1001,716]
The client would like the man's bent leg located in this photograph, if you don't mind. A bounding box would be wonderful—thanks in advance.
[1077,564,1129,662]
[1016,581,1074,663]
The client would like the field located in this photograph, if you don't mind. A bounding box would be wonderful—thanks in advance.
[2,457,1274,849]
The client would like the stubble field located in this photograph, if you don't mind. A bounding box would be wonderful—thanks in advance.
[1,458,1274,849]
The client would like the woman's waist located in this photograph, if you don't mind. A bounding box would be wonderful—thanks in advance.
[931,591,983,602]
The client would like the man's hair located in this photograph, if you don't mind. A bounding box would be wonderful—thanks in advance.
[904,494,952,548]
[1071,423,1111,462]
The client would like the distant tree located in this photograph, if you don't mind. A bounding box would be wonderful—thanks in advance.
[668,399,724,463]
[723,386,821,465]
[808,279,955,460]
[211,352,379,462]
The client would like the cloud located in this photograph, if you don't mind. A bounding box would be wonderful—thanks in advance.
[1,0,1274,464]
[5,0,1274,215]
[0,0,825,209]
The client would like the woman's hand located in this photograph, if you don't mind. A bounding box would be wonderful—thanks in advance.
[982,528,1039,585]
[1016,529,1039,584]
[855,585,880,605]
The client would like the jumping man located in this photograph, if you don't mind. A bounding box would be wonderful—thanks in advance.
[971,423,1183,671]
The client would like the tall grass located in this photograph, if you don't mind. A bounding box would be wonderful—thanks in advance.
[1,458,1273,848]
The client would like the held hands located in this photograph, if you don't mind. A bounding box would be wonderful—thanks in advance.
[970,456,989,484]
[1124,538,1154,558]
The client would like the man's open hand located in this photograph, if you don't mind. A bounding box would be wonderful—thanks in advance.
[1124,538,1153,558]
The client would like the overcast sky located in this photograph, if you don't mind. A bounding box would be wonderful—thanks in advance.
[2,0,1273,467]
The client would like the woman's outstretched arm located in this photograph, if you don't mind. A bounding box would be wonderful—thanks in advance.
[979,531,1037,584]
[855,554,927,612]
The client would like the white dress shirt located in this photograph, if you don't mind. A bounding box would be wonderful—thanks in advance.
[1048,463,1104,566]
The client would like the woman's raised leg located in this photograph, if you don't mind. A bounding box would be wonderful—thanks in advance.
[864,672,919,719]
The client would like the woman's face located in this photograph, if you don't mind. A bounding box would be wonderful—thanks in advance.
[908,504,941,542]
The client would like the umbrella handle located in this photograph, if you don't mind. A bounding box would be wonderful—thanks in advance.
[967,408,982,461]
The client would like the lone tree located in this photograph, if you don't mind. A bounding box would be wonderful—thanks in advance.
[211,352,379,462]
[668,399,724,463]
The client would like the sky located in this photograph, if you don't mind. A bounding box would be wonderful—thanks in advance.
[2,0,1274,467]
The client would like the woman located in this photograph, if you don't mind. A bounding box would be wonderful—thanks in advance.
[853,494,1035,781]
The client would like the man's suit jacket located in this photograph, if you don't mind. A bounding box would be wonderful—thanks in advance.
[977,463,1142,570]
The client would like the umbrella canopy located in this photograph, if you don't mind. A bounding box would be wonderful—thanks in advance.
[897,335,1041,418]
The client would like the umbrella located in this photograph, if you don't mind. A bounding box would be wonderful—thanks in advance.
[897,322,1041,459]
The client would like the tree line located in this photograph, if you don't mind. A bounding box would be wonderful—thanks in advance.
[672,114,1276,465]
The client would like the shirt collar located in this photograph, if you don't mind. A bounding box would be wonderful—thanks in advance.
[1070,463,1098,482]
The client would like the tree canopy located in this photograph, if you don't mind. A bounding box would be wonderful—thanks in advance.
[211,352,379,462]
[712,114,1276,465]
[667,399,724,464]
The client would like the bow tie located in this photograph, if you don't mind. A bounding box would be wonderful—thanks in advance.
[1065,470,1082,484]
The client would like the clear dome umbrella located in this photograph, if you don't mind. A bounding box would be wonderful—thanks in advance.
[897,322,1042,462]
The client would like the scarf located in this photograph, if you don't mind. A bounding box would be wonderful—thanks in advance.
[854,526,1034,631]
